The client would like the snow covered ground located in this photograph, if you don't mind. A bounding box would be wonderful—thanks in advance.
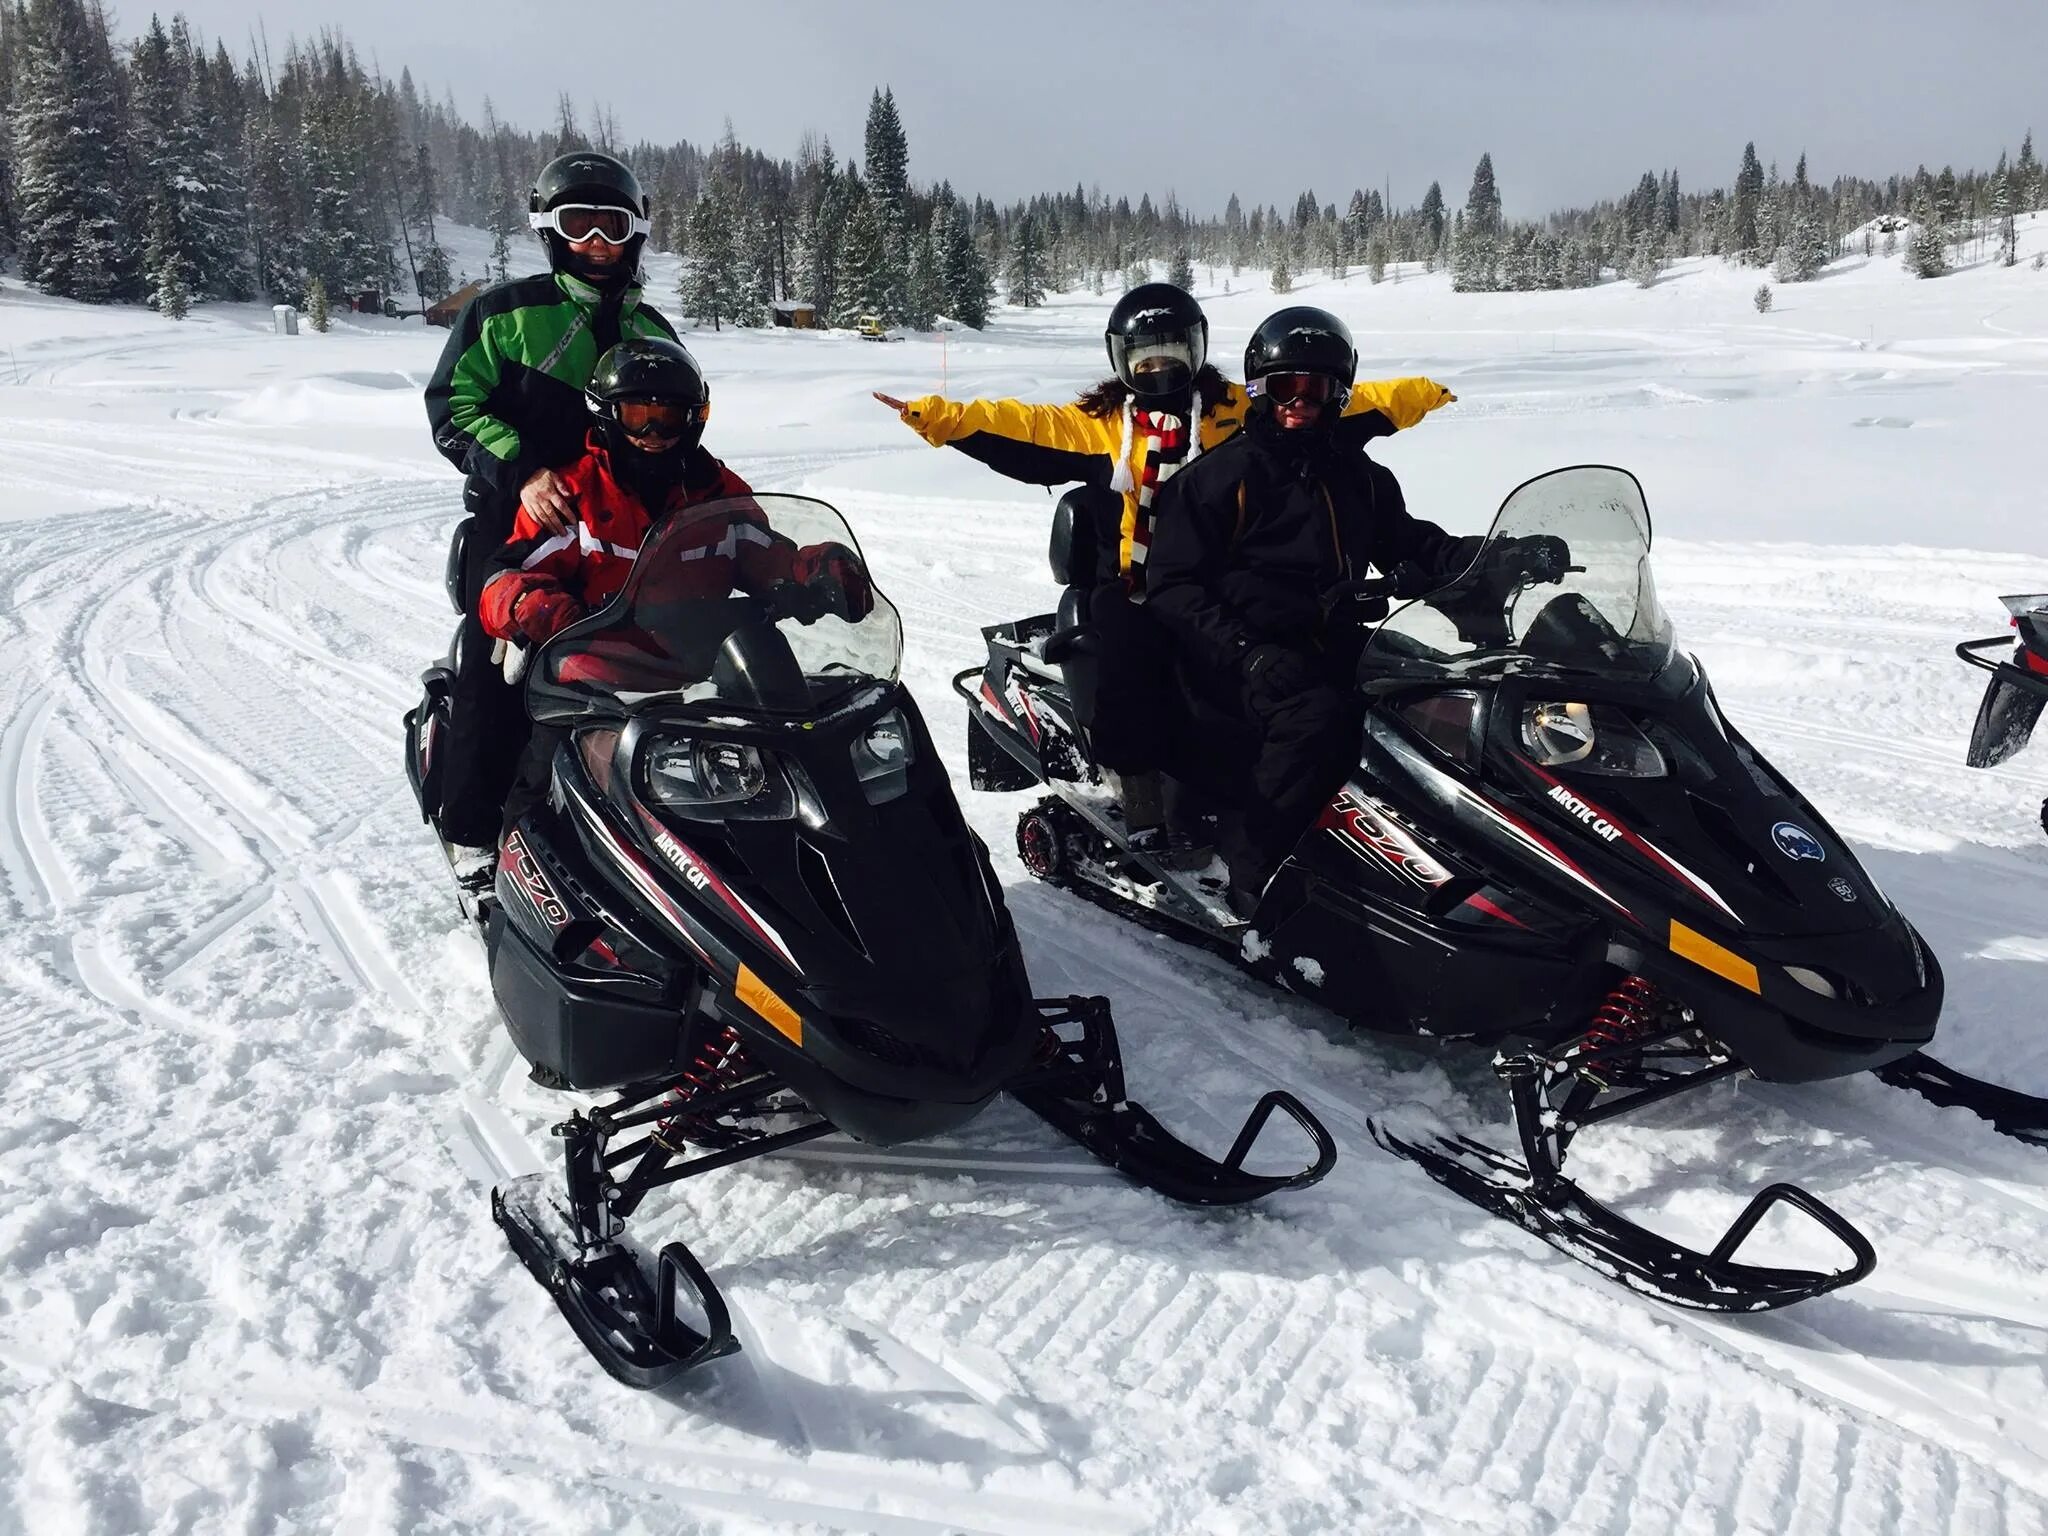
[2,221,2047,1534]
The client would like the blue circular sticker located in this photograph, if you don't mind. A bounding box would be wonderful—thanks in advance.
[1772,822,1826,862]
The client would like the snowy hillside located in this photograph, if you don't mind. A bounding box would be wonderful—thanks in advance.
[2,227,2047,1534]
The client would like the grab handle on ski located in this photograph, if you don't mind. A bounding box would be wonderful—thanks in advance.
[1708,1183,1876,1297]
[1009,996,1337,1207]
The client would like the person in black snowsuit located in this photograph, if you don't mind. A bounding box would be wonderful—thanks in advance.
[1146,307,1565,914]
[421,150,675,881]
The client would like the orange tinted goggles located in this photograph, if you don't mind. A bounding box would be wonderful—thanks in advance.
[616,399,709,438]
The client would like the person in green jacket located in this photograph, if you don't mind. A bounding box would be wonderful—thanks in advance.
[422,150,677,880]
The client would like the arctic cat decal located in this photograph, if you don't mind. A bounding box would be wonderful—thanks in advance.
[633,806,800,971]
[1772,821,1826,862]
[1321,788,1450,888]
[1546,783,1624,842]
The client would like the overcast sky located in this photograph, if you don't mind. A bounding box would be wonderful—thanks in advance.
[157,0,2046,216]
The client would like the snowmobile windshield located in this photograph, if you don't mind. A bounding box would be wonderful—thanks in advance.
[1363,465,1675,683]
[527,494,903,726]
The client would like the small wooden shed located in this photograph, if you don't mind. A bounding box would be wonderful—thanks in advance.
[426,281,488,328]
[770,300,819,329]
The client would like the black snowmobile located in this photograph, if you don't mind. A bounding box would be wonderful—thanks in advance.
[1958,591,2048,839]
[960,465,2048,1312]
[403,493,1334,1388]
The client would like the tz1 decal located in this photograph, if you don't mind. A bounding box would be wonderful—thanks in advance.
[1772,821,1826,863]
[1322,789,1451,888]
[1546,783,1625,843]
[500,831,571,930]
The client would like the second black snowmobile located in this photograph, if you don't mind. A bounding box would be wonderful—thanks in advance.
[1957,590,2048,838]
[960,466,2048,1313]
[404,493,1333,1388]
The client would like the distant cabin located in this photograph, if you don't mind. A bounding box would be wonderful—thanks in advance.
[770,300,819,329]
[426,281,488,328]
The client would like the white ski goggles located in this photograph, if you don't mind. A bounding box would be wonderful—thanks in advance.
[529,203,650,245]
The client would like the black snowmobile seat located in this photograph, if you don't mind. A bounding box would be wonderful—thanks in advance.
[1040,486,1121,725]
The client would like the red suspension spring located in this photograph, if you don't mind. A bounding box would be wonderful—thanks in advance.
[656,1024,755,1143]
[1574,975,1663,1083]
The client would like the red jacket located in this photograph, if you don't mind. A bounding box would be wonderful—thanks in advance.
[479,436,776,640]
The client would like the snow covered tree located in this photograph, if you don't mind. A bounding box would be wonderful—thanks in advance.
[680,188,745,328]
[1166,243,1194,290]
[13,0,137,302]
[2018,130,2041,213]
[1993,155,2018,267]
[1627,233,1663,288]
[832,184,892,326]
[1906,190,1948,278]
[1728,141,1764,264]
[1452,153,1503,291]
[307,274,331,330]
[1752,282,1771,312]
[131,16,204,314]
[937,194,992,327]
[862,88,910,320]
[1419,180,1445,256]
[410,145,453,303]
[904,222,941,328]
[1004,212,1048,307]
[1269,242,1291,293]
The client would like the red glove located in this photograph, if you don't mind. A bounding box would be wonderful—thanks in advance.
[510,587,586,645]
[792,542,874,622]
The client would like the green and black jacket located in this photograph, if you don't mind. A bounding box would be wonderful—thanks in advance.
[425,270,678,504]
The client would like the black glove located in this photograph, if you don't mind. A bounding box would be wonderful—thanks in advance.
[1241,643,1321,711]
[793,541,875,622]
[1484,534,1572,587]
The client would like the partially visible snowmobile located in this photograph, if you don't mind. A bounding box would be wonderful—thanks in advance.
[403,494,1333,1388]
[1958,592,2048,839]
[960,466,2048,1313]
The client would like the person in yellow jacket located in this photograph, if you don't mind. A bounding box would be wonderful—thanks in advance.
[872,282,1455,585]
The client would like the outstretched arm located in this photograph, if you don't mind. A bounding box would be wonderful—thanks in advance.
[877,391,1121,488]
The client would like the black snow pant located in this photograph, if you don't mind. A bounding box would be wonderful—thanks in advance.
[501,725,567,836]
[435,483,533,848]
[1087,586,1240,829]
[1184,650,1363,906]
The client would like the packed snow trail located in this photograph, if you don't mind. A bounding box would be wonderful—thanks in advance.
[2,240,2048,1532]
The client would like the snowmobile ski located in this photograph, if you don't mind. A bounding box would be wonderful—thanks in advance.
[1008,997,1336,1205]
[1372,1023,1877,1311]
[1873,1051,2048,1148]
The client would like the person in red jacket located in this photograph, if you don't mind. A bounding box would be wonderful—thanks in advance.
[477,336,870,845]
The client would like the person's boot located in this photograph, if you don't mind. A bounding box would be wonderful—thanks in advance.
[1110,770,1166,835]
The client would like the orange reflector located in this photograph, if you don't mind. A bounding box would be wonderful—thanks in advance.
[736,965,803,1046]
[1669,920,1761,995]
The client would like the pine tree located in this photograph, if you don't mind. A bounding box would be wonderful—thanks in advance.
[1453,153,1502,291]
[904,222,941,328]
[937,194,991,327]
[2019,130,2041,213]
[680,187,744,328]
[1419,180,1445,256]
[1752,282,1771,313]
[307,273,331,330]
[131,16,203,314]
[1166,243,1194,290]
[832,183,891,326]
[1729,141,1764,263]
[861,88,910,320]
[1993,154,2018,267]
[410,144,453,303]
[1269,241,1291,293]
[1627,233,1662,288]
[1906,189,1948,278]
[13,0,137,302]
[1004,212,1047,307]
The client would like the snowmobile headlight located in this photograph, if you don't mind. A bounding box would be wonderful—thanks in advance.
[850,708,915,805]
[1783,964,1840,999]
[642,735,794,821]
[1521,702,1667,778]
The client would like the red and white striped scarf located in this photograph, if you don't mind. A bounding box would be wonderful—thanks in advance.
[1110,389,1202,580]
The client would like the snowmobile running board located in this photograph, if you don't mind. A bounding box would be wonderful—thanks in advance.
[1874,1050,2048,1148]
[494,996,1336,1389]
[1372,1029,1877,1312]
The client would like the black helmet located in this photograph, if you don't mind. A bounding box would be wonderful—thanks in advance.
[586,338,710,469]
[529,151,650,286]
[1104,282,1207,400]
[1243,307,1357,429]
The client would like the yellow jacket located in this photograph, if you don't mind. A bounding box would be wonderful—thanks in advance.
[897,376,1456,573]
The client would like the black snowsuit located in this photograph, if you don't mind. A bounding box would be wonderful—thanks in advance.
[1144,415,1476,904]
[421,269,675,847]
